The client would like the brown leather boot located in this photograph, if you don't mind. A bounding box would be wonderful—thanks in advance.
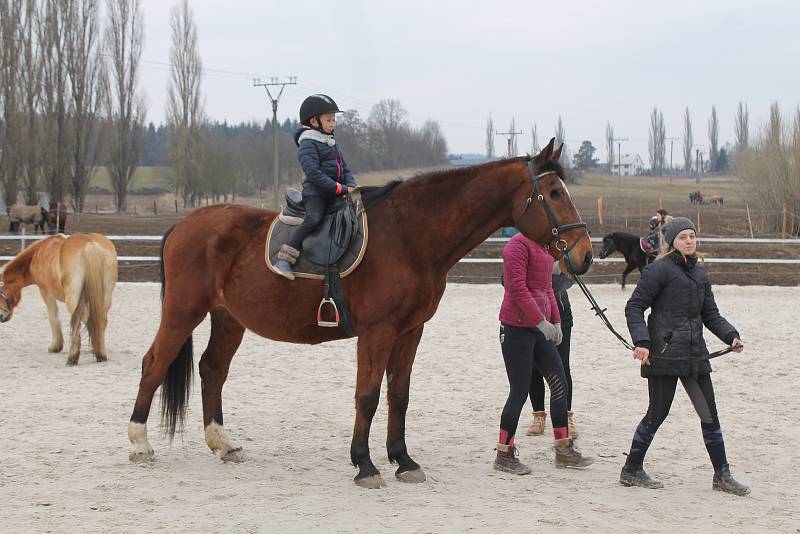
[554,437,594,468]
[526,411,547,436]
[567,411,579,439]
[493,443,531,475]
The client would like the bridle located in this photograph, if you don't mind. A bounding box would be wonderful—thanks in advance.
[514,159,588,258]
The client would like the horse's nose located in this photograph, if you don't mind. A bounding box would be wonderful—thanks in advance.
[584,251,593,270]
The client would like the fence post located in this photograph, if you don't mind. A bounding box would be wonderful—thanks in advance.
[597,197,604,225]
[746,204,754,239]
[175,199,178,213]
[658,192,663,210]
[153,200,157,216]
[696,204,701,233]
[783,201,788,239]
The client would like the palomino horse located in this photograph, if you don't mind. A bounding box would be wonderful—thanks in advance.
[598,231,655,288]
[7,205,49,234]
[127,139,593,488]
[0,233,118,365]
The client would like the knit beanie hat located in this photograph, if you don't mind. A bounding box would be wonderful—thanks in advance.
[664,216,696,247]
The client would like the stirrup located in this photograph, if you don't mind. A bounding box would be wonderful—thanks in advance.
[317,298,340,327]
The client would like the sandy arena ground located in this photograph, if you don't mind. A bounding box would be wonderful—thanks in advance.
[0,283,798,533]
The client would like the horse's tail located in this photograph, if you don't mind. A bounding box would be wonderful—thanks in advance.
[71,241,110,349]
[158,225,193,439]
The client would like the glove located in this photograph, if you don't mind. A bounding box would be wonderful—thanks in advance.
[536,320,559,343]
[553,323,563,346]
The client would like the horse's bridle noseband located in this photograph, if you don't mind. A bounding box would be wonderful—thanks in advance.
[514,159,588,257]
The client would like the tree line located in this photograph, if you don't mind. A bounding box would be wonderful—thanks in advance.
[1,0,448,212]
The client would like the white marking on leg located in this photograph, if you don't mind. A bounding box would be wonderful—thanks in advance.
[128,422,154,461]
[205,421,235,455]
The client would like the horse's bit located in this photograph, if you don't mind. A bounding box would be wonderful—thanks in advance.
[514,159,588,257]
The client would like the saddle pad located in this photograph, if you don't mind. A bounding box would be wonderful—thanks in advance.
[264,210,369,279]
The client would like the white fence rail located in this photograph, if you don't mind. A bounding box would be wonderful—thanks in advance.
[2,232,800,264]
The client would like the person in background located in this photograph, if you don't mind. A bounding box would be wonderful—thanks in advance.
[526,258,578,439]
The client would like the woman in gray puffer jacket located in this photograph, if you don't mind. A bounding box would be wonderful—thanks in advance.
[621,217,750,496]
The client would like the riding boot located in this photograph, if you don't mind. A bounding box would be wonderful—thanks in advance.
[554,437,594,468]
[493,443,531,475]
[275,244,300,281]
[567,410,579,439]
[712,464,751,496]
[526,411,547,436]
[619,461,664,489]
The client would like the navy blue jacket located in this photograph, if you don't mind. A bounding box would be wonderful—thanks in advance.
[625,251,739,378]
[295,128,357,198]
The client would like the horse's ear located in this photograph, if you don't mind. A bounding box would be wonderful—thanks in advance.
[534,137,556,164]
[550,142,564,162]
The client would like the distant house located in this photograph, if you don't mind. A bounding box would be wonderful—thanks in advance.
[610,153,645,176]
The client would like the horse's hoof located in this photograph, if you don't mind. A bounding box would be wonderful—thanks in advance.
[129,449,155,463]
[48,345,63,353]
[220,447,246,463]
[65,358,78,366]
[396,468,426,483]
[354,474,386,489]
[95,354,107,362]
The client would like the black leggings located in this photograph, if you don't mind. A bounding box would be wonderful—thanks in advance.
[287,196,328,251]
[627,374,728,469]
[499,324,569,443]
[530,324,572,411]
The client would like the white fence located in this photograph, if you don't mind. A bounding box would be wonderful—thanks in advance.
[2,232,800,264]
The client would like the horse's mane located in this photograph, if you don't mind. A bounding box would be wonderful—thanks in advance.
[359,156,564,211]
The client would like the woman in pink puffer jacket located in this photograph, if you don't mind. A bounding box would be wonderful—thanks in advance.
[494,233,593,474]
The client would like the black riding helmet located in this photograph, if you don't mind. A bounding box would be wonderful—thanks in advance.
[299,94,341,130]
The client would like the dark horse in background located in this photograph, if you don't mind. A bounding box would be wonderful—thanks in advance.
[599,231,655,288]
[126,139,593,489]
[48,202,68,234]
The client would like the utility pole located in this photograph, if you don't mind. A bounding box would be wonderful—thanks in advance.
[612,137,628,192]
[665,136,679,184]
[496,128,523,158]
[253,76,297,209]
[692,144,704,184]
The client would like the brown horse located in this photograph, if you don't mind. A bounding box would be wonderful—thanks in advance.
[0,233,118,365]
[47,202,68,234]
[127,139,593,488]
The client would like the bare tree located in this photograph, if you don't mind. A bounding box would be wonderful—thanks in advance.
[530,123,538,155]
[554,115,565,147]
[103,0,145,212]
[39,0,70,204]
[736,102,798,234]
[19,0,43,205]
[65,0,103,212]
[605,121,614,174]
[683,107,693,174]
[166,0,204,207]
[0,0,24,207]
[485,113,494,159]
[708,105,719,172]
[367,99,407,169]
[734,102,749,154]
[648,107,666,176]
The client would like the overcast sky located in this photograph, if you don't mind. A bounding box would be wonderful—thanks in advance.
[136,0,800,161]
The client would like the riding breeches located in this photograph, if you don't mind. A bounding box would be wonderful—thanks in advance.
[626,374,728,469]
[530,324,572,412]
[499,324,569,443]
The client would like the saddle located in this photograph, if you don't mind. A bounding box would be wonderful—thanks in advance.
[265,189,369,336]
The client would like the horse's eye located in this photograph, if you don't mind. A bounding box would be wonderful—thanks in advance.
[550,189,561,201]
